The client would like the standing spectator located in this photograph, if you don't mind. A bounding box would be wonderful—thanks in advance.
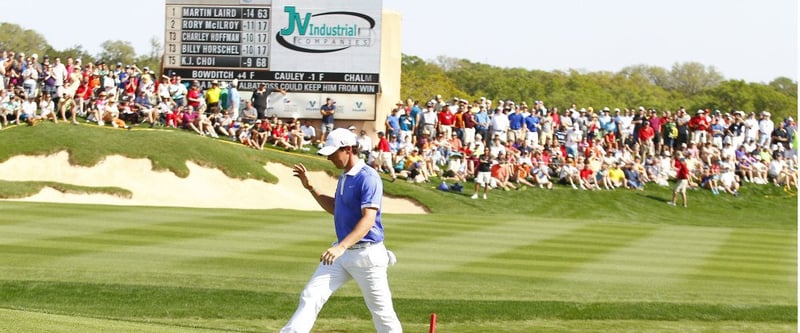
[668,154,691,207]
[385,105,401,139]
[490,107,509,143]
[689,109,710,144]
[398,106,414,145]
[743,112,760,145]
[709,117,726,148]
[523,109,540,148]
[375,131,397,182]
[204,80,221,113]
[771,120,790,151]
[250,83,268,119]
[227,79,240,120]
[471,147,493,199]
[507,106,524,144]
[51,57,69,104]
[418,101,438,139]
[186,81,202,110]
[758,111,774,148]
[453,104,466,146]
[474,105,491,145]
[437,104,455,139]
[638,121,655,158]
[319,97,336,144]
[169,75,187,107]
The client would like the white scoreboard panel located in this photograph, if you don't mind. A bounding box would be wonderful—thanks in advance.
[164,0,382,120]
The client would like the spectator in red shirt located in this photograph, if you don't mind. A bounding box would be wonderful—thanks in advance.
[438,104,455,139]
[638,121,655,157]
[668,155,691,207]
[689,109,710,144]
[186,82,202,109]
[375,131,397,181]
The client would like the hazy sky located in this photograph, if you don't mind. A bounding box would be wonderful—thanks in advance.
[0,0,796,83]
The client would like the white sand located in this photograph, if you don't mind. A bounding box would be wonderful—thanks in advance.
[0,152,426,214]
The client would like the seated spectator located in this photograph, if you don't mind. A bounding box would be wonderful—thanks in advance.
[118,97,138,125]
[240,100,258,124]
[596,162,615,190]
[134,91,157,127]
[57,93,78,124]
[181,105,204,136]
[101,100,130,129]
[405,147,431,183]
[531,161,554,189]
[623,161,645,190]
[768,154,788,186]
[212,110,235,139]
[718,162,740,196]
[269,119,296,151]
[490,158,517,191]
[2,94,21,127]
[38,93,58,124]
[579,162,599,190]
[699,165,720,194]
[17,96,40,126]
[300,120,317,145]
[195,113,218,138]
[287,117,306,151]
[512,160,535,189]
[608,162,627,188]
[558,157,581,189]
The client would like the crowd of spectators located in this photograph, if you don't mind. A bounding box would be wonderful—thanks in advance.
[0,50,314,151]
[2,50,797,199]
[365,95,798,199]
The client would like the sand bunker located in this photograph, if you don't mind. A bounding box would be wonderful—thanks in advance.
[0,152,426,214]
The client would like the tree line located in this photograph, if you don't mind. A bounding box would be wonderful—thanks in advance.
[401,54,797,121]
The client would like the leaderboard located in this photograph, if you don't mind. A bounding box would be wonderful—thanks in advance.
[164,5,270,71]
[163,1,381,98]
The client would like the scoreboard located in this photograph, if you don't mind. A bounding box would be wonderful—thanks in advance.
[164,5,270,82]
[164,0,383,120]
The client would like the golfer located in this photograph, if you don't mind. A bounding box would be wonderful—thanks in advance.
[283,128,402,333]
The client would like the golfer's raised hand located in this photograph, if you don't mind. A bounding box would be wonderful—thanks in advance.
[292,163,311,189]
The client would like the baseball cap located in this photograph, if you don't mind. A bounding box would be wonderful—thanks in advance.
[318,128,358,156]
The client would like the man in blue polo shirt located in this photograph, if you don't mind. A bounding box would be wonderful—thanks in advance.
[284,128,402,333]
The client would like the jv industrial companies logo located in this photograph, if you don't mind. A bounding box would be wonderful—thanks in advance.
[277,6,376,53]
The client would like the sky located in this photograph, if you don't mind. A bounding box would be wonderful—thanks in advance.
[0,0,796,83]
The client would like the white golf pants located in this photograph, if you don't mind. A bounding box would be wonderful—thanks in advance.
[280,242,402,333]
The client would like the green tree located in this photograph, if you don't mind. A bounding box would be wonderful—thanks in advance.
[0,23,50,56]
[96,40,136,67]
[134,36,163,75]
[43,44,95,65]
[668,62,724,95]
[769,77,798,98]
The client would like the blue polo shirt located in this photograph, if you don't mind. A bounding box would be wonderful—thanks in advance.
[334,160,384,244]
[524,115,539,133]
[508,112,524,130]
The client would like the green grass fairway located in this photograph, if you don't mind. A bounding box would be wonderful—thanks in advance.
[0,202,795,332]
[0,124,796,332]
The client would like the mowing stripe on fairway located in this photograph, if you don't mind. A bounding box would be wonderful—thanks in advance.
[561,225,731,284]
